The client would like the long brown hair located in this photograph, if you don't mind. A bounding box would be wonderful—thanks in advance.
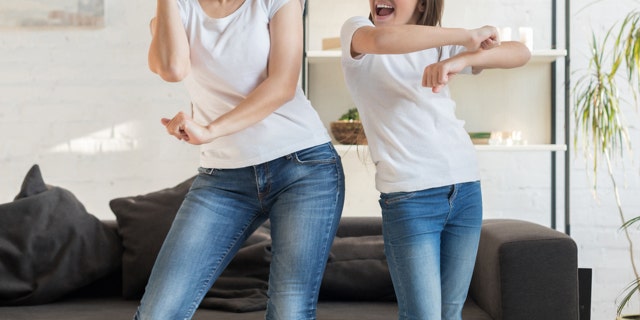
[416,0,444,27]
[416,0,444,60]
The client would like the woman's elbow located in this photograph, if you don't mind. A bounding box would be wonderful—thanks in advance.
[512,42,532,66]
[159,67,189,82]
[518,49,532,66]
[524,50,532,63]
[277,85,296,104]
[272,75,298,102]
[150,62,190,82]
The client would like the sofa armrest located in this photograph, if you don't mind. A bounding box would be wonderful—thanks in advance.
[469,219,579,320]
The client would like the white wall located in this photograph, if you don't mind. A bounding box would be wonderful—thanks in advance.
[0,2,196,218]
[1,0,639,318]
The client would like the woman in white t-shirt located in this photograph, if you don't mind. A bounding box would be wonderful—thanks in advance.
[340,0,531,319]
[134,0,344,319]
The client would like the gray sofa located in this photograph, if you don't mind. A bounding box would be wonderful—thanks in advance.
[0,167,580,319]
[1,217,579,320]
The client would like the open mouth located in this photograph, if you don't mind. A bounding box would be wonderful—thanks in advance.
[375,3,395,17]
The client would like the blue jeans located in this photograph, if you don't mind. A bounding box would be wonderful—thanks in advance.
[134,143,344,320]
[379,181,483,320]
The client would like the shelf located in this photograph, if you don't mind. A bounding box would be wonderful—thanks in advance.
[529,49,567,63]
[473,144,566,152]
[306,50,340,63]
[307,49,567,64]
[333,144,567,153]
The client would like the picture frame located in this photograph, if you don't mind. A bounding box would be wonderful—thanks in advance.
[0,0,104,29]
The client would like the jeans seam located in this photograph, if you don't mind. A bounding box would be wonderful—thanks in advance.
[183,221,255,319]
[301,154,342,319]
[387,239,407,318]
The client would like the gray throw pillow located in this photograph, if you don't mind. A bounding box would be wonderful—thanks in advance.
[320,235,395,301]
[0,165,122,305]
[109,176,195,299]
[110,177,275,312]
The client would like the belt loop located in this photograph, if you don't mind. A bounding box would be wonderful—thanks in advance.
[198,167,215,175]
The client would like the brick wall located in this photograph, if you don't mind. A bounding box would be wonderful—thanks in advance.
[1,0,639,318]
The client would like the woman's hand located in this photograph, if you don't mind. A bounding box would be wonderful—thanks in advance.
[422,56,467,93]
[161,111,214,145]
[465,26,500,51]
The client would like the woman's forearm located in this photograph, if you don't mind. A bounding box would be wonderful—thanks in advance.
[206,76,298,139]
[352,25,469,54]
[351,25,498,56]
[463,41,532,73]
[148,0,191,82]
[204,0,302,140]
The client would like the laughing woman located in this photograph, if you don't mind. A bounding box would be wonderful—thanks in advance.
[340,0,531,319]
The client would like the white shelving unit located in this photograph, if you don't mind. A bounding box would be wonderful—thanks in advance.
[309,49,564,63]
[334,144,566,153]
[305,49,567,150]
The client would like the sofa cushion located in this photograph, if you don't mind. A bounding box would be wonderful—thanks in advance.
[320,234,395,301]
[109,176,195,299]
[109,177,274,312]
[110,180,396,308]
[0,165,123,305]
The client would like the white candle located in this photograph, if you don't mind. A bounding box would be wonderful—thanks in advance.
[518,27,533,51]
[499,27,512,42]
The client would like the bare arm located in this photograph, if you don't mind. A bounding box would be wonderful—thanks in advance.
[161,0,303,144]
[350,25,499,58]
[466,41,532,73]
[148,0,191,82]
[422,41,531,92]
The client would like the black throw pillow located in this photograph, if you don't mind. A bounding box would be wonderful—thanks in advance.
[320,235,396,301]
[0,165,122,305]
[110,176,274,313]
[109,176,195,299]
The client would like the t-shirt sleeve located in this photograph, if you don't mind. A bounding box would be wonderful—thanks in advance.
[176,0,189,27]
[266,0,304,19]
[340,16,373,65]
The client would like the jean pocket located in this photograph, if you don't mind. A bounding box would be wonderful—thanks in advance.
[379,191,416,206]
[291,143,337,165]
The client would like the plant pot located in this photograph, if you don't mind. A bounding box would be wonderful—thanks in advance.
[618,315,640,320]
[330,120,367,145]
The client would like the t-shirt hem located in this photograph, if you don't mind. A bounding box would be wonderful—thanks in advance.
[376,175,481,194]
[199,135,331,169]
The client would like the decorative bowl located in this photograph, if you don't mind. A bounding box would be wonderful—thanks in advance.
[330,120,367,145]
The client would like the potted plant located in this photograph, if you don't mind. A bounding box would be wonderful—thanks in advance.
[330,108,367,145]
[573,10,640,319]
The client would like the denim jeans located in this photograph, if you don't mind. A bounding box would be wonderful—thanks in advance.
[134,142,344,320]
[379,181,483,320]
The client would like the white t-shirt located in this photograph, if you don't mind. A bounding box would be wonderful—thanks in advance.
[340,16,480,193]
[177,0,330,169]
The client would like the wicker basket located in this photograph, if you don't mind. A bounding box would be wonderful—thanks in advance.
[330,120,367,145]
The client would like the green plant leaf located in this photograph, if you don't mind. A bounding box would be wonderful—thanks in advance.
[338,108,360,121]
[622,216,640,229]
[617,278,640,316]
